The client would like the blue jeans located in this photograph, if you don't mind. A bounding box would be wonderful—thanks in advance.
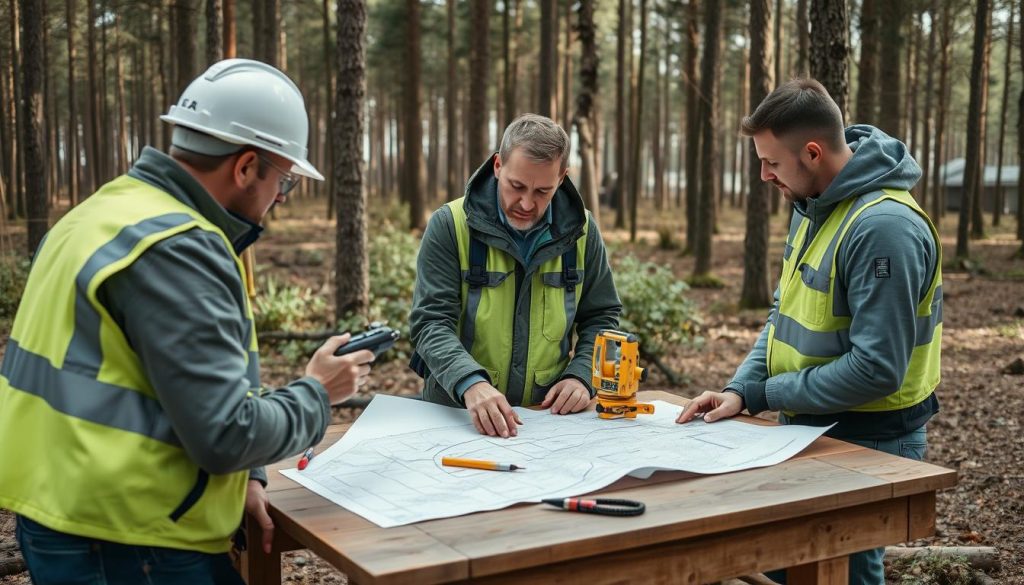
[16,515,244,585]
[766,426,928,585]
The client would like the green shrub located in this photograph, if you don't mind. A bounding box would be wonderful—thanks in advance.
[0,254,30,325]
[612,254,703,357]
[252,276,326,333]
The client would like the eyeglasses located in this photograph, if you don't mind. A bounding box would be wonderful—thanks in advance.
[258,155,301,196]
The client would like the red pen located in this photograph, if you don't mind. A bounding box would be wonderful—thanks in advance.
[297,448,315,470]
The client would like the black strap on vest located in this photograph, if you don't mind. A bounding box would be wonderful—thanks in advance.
[466,237,490,288]
[561,246,579,291]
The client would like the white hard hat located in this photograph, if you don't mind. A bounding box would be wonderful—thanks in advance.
[161,59,323,181]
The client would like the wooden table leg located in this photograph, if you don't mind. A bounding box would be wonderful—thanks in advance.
[240,513,302,585]
[787,556,849,585]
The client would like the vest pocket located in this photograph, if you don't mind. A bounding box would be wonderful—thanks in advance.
[169,469,209,522]
[540,275,569,343]
[530,362,568,405]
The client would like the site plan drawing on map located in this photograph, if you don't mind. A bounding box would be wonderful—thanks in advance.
[280,395,829,528]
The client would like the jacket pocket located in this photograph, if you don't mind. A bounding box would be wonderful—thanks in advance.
[541,274,570,343]
[530,363,567,405]
[169,469,209,522]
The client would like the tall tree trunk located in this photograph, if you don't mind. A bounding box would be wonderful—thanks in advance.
[334,0,368,320]
[970,9,991,241]
[652,30,664,213]
[173,0,197,95]
[264,0,280,68]
[931,0,952,224]
[322,0,334,216]
[206,0,223,64]
[574,0,600,222]
[113,11,128,175]
[561,0,573,132]
[683,0,700,249]
[1,13,12,220]
[446,0,459,200]
[1018,0,1024,247]
[20,0,48,254]
[957,0,990,259]
[10,0,24,217]
[877,2,903,137]
[223,0,236,57]
[629,0,648,243]
[796,0,809,77]
[403,0,424,230]
[428,90,440,203]
[252,0,264,61]
[855,0,878,124]
[908,10,922,166]
[809,0,848,121]
[992,0,1014,227]
[742,0,774,309]
[66,0,79,205]
[468,0,490,167]
[693,0,722,278]
[774,0,784,86]
[86,0,101,193]
[919,0,938,214]
[733,43,748,208]
[538,0,556,116]
[614,0,629,228]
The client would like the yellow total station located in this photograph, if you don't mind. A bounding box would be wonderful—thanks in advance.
[592,330,654,419]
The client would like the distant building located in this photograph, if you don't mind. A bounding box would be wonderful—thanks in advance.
[940,158,1020,214]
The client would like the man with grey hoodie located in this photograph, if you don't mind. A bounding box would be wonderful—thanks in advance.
[676,79,942,584]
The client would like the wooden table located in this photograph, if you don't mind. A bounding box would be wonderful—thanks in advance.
[243,391,956,585]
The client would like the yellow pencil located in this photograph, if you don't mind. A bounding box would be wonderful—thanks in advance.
[441,457,525,472]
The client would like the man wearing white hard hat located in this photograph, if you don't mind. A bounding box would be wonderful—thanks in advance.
[0,59,372,583]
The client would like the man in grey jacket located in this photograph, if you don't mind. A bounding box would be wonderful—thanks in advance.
[677,79,942,584]
[410,114,621,438]
[1,60,374,584]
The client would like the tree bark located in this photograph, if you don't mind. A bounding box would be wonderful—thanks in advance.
[796,0,809,77]
[809,0,848,121]
[66,0,79,205]
[403,0,425,230]
[573,0,600,223]
[446,0,459,200]
[742,0,774,309]
[223,0,236,58]
[931,0,953,224]
[855,0,878,124]
[774,0,784,86]
[334,0,368,320]
[628,0,648,243]
[693,0,722,278]
[20,0,48,255]
[956,0,990,259]
[206,0,223,64]
[468,0,490,166]
[264,0,280,68]
[919,0,938,213]
[683,0,700,249]
[970,8,992,241]
[877,2,903,137]
[614,0,629,228]
[538,0,556,117]
[173,0,197,95]
[1018,0,1024,245]
[322,0,334,215]
[85,0,100,192]
[113,10,128,175]
[992,0,1014,227]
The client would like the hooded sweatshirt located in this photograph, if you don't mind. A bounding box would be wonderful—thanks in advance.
[726,125,940,440]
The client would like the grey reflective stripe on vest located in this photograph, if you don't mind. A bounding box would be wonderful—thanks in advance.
[540,270,585,358]
[798,194,883,293]
[2,339,181,446]
[64,213,196,376]
[247,351,261,387]
[774,286,943,356]
[460,270,513,350]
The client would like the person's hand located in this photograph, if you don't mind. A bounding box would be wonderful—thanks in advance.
[676,391,744,424]
[541,378,592,414]
[305,333,375,405]
[244,480,274,554]
[464,382,523,438]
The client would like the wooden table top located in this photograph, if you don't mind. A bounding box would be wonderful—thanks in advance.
[262,391,956,584]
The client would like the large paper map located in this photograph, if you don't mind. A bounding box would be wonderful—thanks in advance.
[280,395,829,527]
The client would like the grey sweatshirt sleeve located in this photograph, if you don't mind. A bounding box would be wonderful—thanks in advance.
[723,286,779,409]
[744,204,937,415]
[98,230,332,476]
[560,217,623,393]
[409,207,491,402]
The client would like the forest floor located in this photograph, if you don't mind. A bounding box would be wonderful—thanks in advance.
[1,195,1022,584]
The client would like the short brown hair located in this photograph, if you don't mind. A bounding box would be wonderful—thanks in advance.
[740,78,845,151]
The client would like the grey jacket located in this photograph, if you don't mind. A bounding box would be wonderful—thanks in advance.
[410,156,622,407]
[99,147,331,483]
[726,126,940,440]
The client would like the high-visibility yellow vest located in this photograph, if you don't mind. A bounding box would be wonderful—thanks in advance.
[767,188,942,412]
[0,175,258,553]
[448,197,588,406]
